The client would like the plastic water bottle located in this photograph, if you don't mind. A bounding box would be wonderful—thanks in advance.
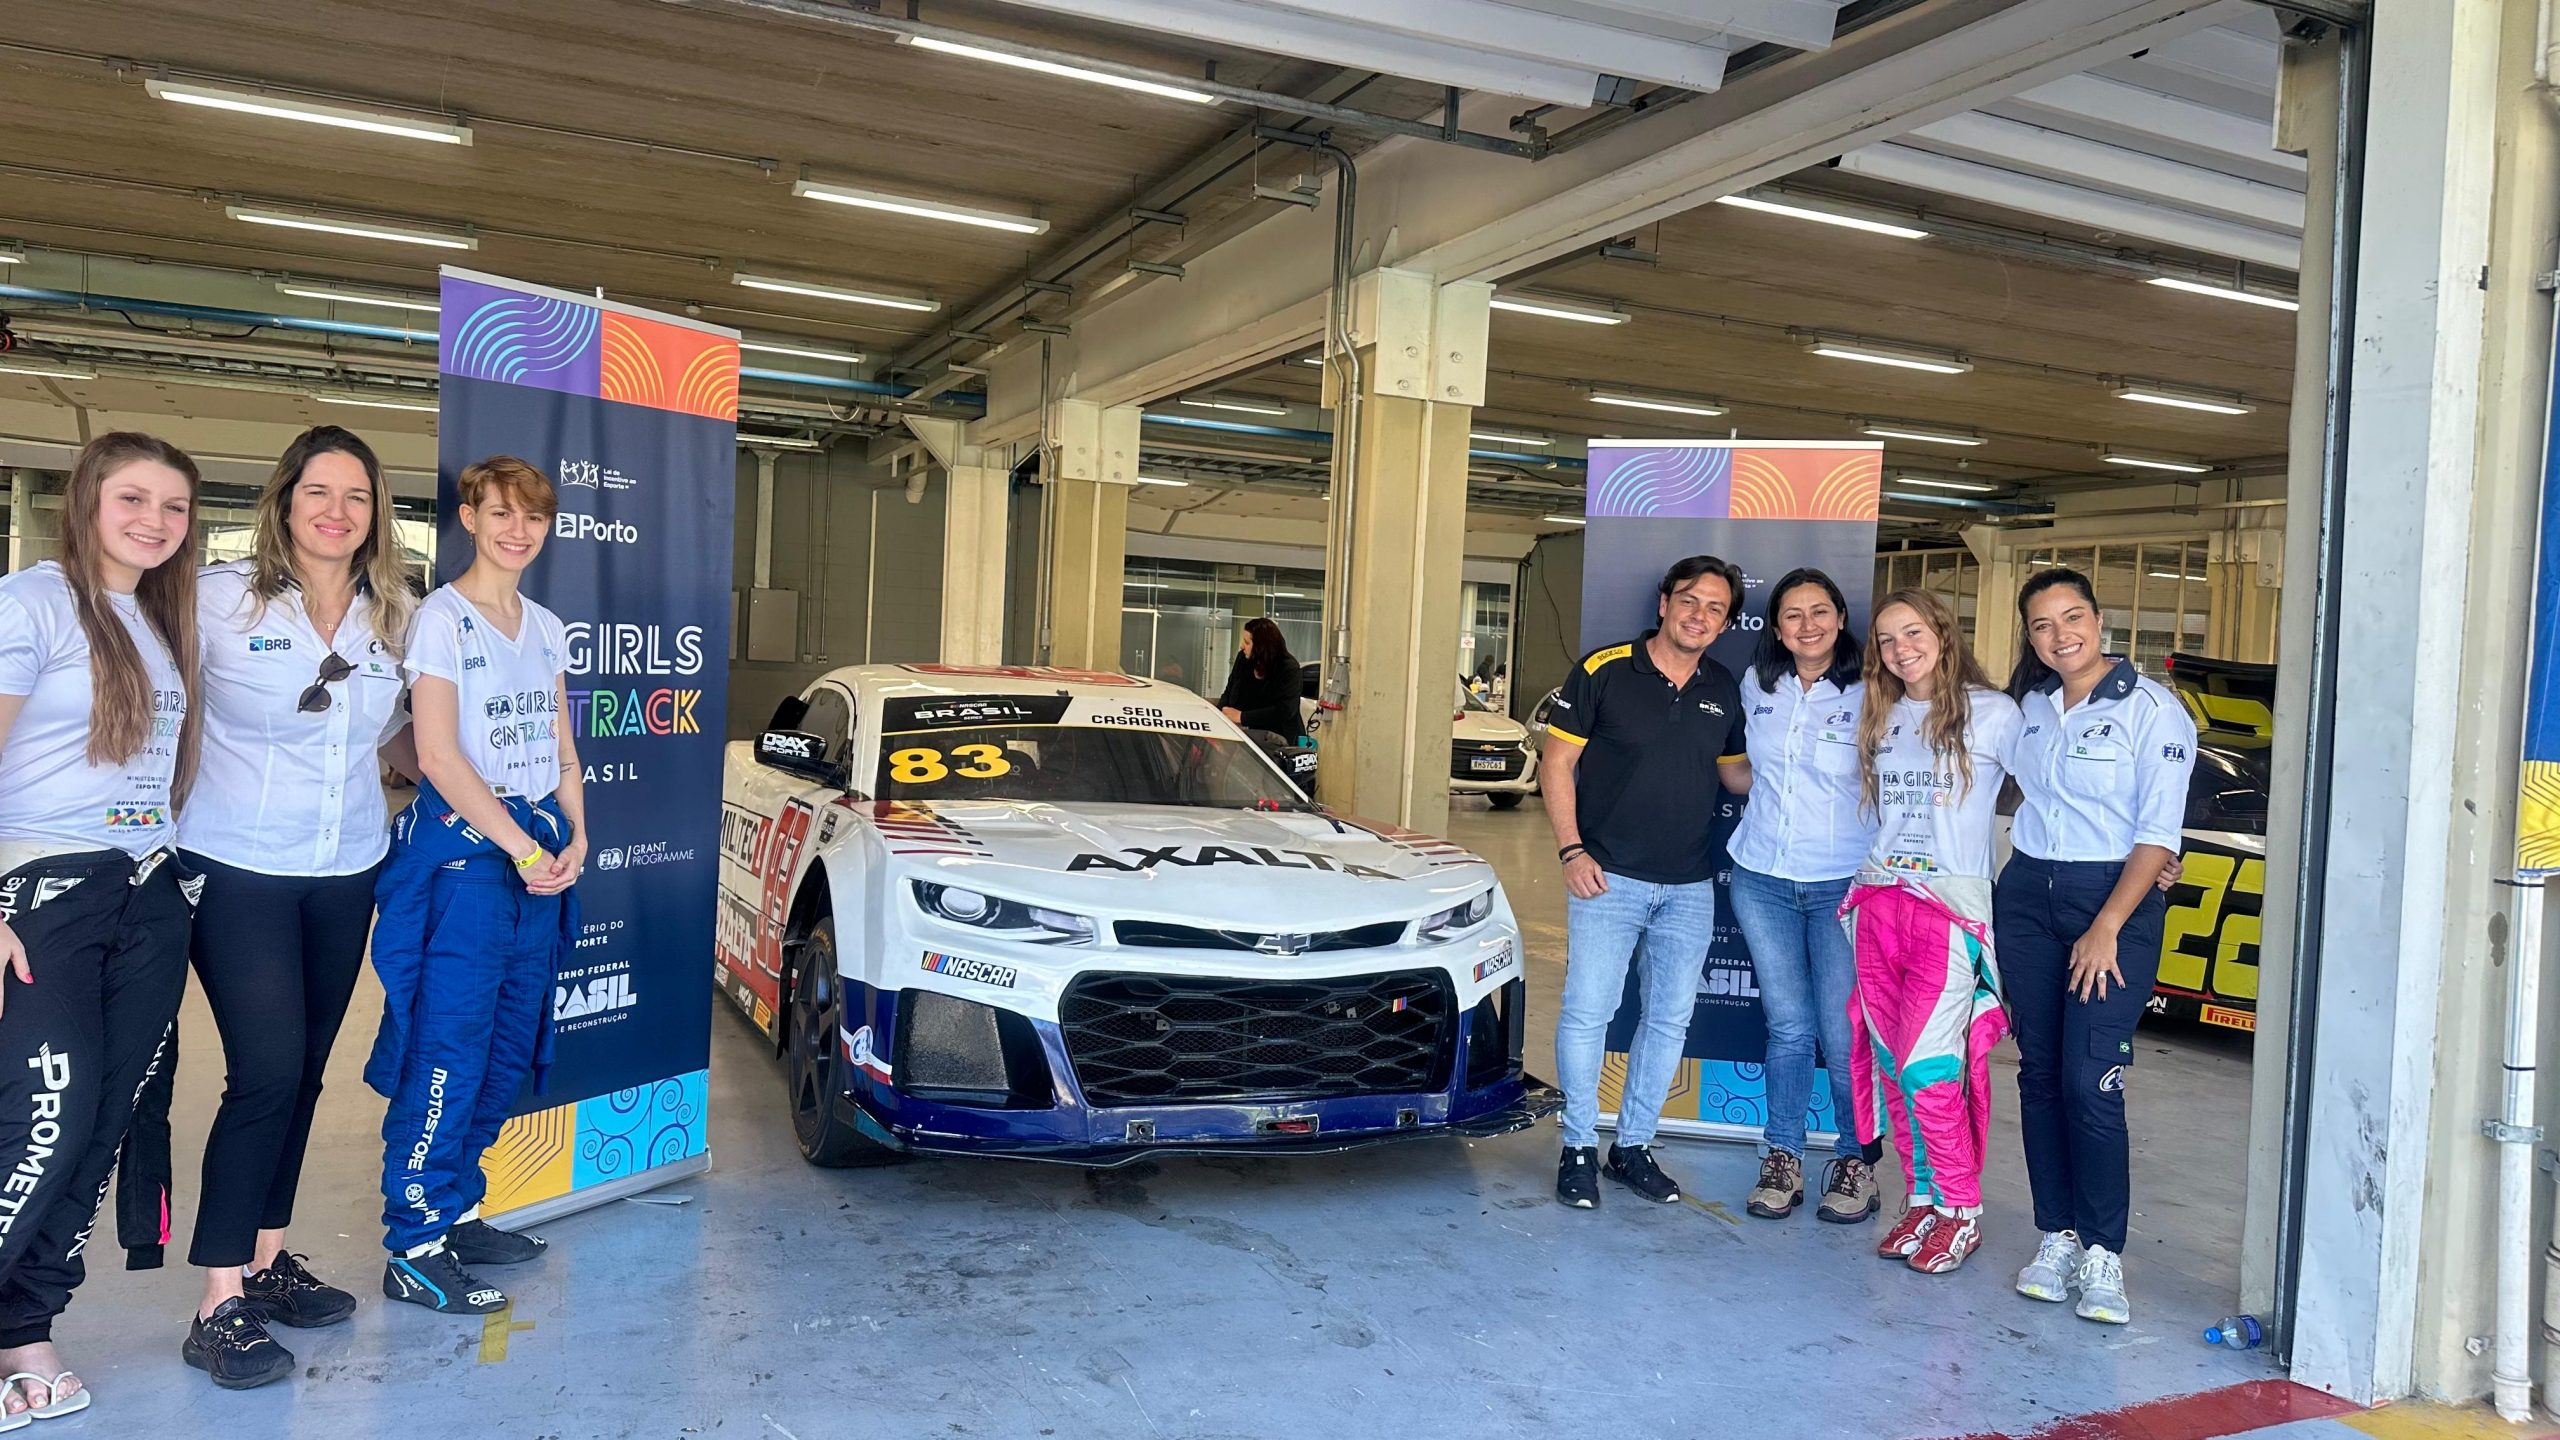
[2204,1315,2265,1349]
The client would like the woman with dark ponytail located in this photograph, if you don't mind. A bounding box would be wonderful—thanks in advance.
[1215,616,1306,743]
[1996,568,2196,1328]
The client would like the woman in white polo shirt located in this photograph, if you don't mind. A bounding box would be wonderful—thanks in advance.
[1726,569,1882,1226]
[1998,568,2196,1328]
[0,432,202,1424]
[365,455,585,1320]
[177,426,419,1390]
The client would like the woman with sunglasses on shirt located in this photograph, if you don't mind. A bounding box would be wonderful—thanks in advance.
[177,427,420,1388]
[367,456,584,1319]
[0,432,203,1424]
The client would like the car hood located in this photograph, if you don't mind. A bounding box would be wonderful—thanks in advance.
[1454,710,1527,743]
[857,800,1494,928]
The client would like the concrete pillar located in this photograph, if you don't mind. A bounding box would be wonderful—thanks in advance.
[2244,23,2344,1330]
[6,470,31,572]
[2291,0,2501,1403]
[1043,398,1140,671]
[941,463,1010,666]
[1314,270,1492,833]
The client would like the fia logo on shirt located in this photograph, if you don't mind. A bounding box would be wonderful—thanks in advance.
[2162,743,2188,762]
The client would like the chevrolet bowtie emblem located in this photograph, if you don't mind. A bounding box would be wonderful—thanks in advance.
[1254,933,1311,956]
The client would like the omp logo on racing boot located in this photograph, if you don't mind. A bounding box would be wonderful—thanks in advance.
[0,1047,74,1239]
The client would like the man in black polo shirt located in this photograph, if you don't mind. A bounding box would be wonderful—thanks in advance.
[1541,555,1753,1208]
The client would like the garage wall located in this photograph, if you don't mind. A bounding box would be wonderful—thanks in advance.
[1515,530,1584,719]
[724,449,946,739]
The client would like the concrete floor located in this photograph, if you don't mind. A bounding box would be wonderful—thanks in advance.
[57,795,2273,1439]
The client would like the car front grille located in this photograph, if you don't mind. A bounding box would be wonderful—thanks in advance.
[1059,969,1455,1106]
[1451,740,1525,780]
[1112,920,1406,953]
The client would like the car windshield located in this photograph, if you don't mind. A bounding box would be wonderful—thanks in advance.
[875,724,1309,809]
[1456,683,1500,713]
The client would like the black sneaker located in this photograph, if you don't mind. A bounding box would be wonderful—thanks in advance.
[182,1296,295,1390]
[448,1218,548,1267]
[1605,1142,1683,1204]
[243,1251,356,1328]
[382,1248,508,1315]
[1556,1145,1601,1209]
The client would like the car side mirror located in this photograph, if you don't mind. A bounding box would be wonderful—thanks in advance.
[756,729,842,786]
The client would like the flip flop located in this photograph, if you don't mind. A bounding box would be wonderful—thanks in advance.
[0,1375,42,1428]
[16,1373,82,1421]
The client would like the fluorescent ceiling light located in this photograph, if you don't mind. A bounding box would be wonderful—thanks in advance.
[1590,389,1726,418]
[1713,193,1928,240]
[2115,385,2252,416]
[1125,580,1165,588]
[1805,338,1971,375]
[1541,514,1588,525]
[1892,474,1996,493]
[739,337,866,365]
[1298,355,1326,367]
[228,204,475,250]
[1133,475,1190,487]
[275,280,439,314]
[1177,394,1288,416]
[2146,275,2300,311]
[0,361,97,380]
[902,35,1218,105]
[732,272,940,313]
[145,79,472,145]
[1470,427,1553,447]
[0,244,22,265]
[1265,591,1306,599]
[791,179,1048,235]
[1490,292,1627,326]
[740,433,825,450]
[315,391,437,413]
[2103,452,2212,473]
[1861,423,1984,447]
[2149,570,2205,581]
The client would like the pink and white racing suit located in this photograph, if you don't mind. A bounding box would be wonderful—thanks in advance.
[1840,870,2007,1214]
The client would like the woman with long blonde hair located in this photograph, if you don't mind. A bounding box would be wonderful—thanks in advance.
[177,425,420,1388]
[0,432,203,1422]
[1840,589,2020,1277]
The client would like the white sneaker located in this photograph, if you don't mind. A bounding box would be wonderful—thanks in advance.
[2074,1245,2130,1324]
[2016,1229,2082,1302]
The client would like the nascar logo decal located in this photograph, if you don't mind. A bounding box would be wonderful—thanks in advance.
[1473,944,1516,983]
[921,951,1018,990]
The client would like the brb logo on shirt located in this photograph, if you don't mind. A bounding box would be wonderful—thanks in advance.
[247,636,294,653]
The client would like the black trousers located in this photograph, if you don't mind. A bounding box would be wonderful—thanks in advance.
[181,853,376,1269]
[1992,853,2166,1256]
[0,850,191,1347]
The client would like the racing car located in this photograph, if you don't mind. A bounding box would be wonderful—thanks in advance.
[717,663,1556,1167]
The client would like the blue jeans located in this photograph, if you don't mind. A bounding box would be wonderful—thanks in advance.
[1726,866,1860,1161]
[1555,874,1716,1148]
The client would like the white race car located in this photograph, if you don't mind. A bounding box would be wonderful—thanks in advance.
[717,663,1557,1167]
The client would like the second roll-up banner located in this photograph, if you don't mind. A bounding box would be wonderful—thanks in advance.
[1581,439,1884,1146]
[434,267,737,1223]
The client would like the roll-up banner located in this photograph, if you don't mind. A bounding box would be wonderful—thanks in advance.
[2519,309,2560,879]
[435,267,736,1222]
[1580,439,1884,1145]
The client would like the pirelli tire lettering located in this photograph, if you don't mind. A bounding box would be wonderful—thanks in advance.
[2154,833,2263,1032]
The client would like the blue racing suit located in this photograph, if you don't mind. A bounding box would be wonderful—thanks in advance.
[365,780,579,1254]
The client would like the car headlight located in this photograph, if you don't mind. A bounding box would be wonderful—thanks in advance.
[910,880,1095,945]
[1418,889,1495,944]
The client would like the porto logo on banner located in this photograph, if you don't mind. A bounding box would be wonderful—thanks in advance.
[436,267,734,1215]
[1579,439,1883,1141]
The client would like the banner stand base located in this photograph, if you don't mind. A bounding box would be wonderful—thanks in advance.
[489,1150,712,1233]
[1599,1113,1847,1151]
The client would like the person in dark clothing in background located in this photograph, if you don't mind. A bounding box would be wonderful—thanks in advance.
[1215,617,1306,742]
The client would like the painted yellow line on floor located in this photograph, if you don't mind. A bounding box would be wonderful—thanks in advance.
[2342,1402,2560,1439]
[1684,1195,1741,1226]
[478,1306,535,1364]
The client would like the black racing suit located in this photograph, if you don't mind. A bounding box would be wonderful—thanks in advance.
[0,850,192,1344]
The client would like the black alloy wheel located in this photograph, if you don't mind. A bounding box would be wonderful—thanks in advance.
[784,918,895,1167]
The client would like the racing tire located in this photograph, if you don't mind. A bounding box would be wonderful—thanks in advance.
[785,918,898,1169]
[1488,792,1524,811]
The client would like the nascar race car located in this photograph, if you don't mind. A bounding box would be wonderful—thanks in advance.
[717,663,1556,1167]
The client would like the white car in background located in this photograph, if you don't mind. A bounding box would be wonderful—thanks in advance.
[1450,681,1538,810]
[717,663,1555,1167]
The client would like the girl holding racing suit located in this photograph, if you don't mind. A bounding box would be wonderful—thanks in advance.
[1997,568,2196,1326]
[0,432,203,1422]
[369,456,586,1316]
[1844,589,2020,1277]
[178,426,420,1388]
[1727,569,1882,1224]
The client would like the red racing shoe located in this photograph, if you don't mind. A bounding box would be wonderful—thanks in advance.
[1906,1212,1981,1274]
[1877,1204,1938,1260]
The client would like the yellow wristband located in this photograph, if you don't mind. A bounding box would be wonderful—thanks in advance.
[515,847,543,870]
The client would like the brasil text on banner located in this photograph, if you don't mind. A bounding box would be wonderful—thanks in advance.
[1576,439,1884,1142]
[434,267,736,1219]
